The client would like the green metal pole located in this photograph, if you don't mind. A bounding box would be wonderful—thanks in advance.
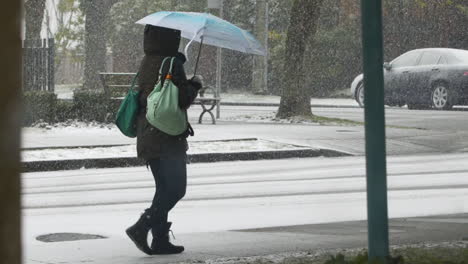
[360,0,390,262]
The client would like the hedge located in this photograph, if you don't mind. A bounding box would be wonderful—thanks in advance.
[22,90,122,126]
[23,91,58,125]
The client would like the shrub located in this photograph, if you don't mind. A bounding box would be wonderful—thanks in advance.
[108,98,122,121]
[73,90,113,122]
[23,91,58,126]
[55,100,76,122]
[21,90,124,126]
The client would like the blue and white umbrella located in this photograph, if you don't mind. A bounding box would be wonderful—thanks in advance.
[136,11,266,74]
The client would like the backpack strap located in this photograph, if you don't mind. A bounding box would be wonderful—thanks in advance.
[158,57,172,81]
[168,57,176,75]
[130,72,139,91]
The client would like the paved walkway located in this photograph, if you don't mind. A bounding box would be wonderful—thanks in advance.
[25,214,468,264]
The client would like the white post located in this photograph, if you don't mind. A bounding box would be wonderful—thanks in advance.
[253,0,269,94]
[215,0,223,119]
[264,1,269,93]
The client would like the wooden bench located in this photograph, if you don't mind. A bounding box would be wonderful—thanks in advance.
[99,72,221,124]
[99,72,136,98]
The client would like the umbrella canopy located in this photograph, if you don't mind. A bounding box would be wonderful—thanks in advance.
[136,11,266,56]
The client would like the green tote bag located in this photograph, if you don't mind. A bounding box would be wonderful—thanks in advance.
[115,73,140,138]
[146,57,188,136]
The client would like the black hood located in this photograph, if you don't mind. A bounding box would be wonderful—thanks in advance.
[175,52,187,64]
[144,25,181,56]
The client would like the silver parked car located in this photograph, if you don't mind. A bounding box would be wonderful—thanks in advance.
[351,48,468,110]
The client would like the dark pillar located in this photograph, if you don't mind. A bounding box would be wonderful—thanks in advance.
[0,1,22,264]
[360,0,389,261]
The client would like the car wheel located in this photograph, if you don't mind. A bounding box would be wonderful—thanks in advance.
[356,83,364,108]
[431,84,453,110]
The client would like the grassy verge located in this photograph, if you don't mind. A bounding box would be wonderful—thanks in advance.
[200,243,468,264]
[279,115,364,126]
[278,247,468,264]
[274,114,425,130]
[392,246,468,264]
[315,247,468,264]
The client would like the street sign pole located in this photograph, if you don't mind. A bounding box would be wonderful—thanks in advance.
[208,0,222,119]
[360,0,390,262]
[215,0,223,119]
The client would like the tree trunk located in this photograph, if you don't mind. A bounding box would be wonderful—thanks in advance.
[82,0,120,90]
[276,0,324,118]
[0,1,22,264]
[338,0,359,26]
[112,29,142,73]
[252,0,268,95]
[24,0,46,39]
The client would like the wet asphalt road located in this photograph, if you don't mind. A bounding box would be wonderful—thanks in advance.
[314,106,468,132]
[212,105,468,131]
[189,105,468,155]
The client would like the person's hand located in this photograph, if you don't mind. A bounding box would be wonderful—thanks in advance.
[190,75,203,85]
[189,75,203,90]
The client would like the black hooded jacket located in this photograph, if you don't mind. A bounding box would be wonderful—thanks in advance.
[136,25,201,161]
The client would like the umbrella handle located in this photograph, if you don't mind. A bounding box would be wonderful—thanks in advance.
[193,36,204,76]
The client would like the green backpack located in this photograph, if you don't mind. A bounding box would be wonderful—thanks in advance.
[115,73,140,138]
[146,57,188,136]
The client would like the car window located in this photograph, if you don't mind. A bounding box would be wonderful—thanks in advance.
[438,55,447,65]
[418,52,441,66]
[448,50,468,64]
[391,51,421,68]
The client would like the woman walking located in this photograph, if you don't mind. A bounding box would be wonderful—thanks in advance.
[126,25,202,255]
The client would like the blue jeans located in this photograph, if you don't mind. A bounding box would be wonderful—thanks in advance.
[147,153,187,226]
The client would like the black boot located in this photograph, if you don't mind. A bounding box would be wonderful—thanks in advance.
[151,222,184,255]
[126,210,152,255]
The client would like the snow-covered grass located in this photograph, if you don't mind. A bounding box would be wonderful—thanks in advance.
[31,120,115,130]
[22,138,310,162]
[223,111,362,126]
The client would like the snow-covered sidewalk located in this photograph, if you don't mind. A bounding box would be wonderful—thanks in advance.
[20,117,352,153]
[23,153,468,264]
[22,114,451,160]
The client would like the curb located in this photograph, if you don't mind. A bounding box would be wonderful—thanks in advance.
[22,148,351,173]
[219,102,360,109]
[219,102,468,111]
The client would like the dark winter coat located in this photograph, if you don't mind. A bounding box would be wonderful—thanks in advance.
[136,25,201,161]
